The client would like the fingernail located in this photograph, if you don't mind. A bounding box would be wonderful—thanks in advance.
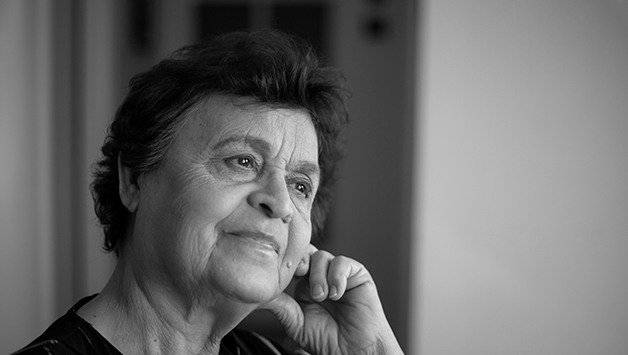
[312,284,324,298]
[329,285,338,299]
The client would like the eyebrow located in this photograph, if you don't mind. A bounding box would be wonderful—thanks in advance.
[293,161,321,183]
[212,135,321,179]
[212,135,271,153]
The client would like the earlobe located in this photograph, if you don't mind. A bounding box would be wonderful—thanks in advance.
[118,155,140,213]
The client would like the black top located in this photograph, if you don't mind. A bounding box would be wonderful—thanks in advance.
[12,295,291,355]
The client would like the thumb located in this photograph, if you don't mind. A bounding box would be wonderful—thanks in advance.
[261,292,305,340]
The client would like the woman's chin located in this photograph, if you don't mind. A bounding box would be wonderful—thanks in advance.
[204,266,282,306]
[200,242,289,305]
[218,281,281,306]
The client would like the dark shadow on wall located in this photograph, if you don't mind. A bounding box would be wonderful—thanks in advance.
[196,3,330,61]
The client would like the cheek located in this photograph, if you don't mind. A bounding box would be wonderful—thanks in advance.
[166,180,249,269]
[173,167,248,224]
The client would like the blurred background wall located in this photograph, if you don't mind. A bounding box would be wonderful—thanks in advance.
[410,0,628,354]
[1,0,125,351]
[1,1,56,349]
[2,1,628,354]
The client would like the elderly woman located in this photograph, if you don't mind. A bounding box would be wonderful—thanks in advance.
[15,30,403,355]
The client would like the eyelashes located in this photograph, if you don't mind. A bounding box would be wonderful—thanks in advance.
[226,155,261,174]
[289,178,313,199]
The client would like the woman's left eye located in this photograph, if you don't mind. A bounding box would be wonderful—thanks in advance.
[293,181,312,199]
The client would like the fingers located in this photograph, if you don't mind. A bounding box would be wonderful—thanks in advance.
[327,255,363,301]
[290,244,372,302]
[307,249,368,302]
[293,244,317,277]
[309,250,334,301]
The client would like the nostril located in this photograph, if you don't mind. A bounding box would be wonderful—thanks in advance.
[260,201,292,223]
[259,203,273,216]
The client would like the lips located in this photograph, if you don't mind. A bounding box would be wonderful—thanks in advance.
[225,230,281,254]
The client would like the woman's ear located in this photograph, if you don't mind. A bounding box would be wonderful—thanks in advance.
[118,155,140,213]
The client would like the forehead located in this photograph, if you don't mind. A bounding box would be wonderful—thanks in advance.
[177,96,319,161]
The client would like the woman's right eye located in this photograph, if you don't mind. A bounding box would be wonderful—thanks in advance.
[225,155,260,172]
[236,156,253,168]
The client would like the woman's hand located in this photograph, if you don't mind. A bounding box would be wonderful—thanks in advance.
[262,245,404,355]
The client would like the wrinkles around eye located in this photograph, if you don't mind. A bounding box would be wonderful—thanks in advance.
[226,155,260,171]
[221,155,261,181]
[286,175,314,200]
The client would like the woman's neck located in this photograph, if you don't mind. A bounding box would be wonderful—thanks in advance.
[76,257,257,355]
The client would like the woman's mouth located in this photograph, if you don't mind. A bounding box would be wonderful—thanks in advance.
[225,230,281,255]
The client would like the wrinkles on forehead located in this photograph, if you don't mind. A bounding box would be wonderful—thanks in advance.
[183,95,320,183]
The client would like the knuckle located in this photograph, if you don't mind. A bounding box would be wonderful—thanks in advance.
[332,255,351,264]
[311,250,333,263]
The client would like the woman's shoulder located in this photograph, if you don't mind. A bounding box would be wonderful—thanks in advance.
[13,329,302,355]
[11,339,84,355]
[11,295,121,355]
[12,295,301,355]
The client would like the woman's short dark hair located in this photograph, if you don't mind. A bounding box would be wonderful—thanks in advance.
[91,29,350,255]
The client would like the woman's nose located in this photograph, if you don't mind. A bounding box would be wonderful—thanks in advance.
[247,172,293,223]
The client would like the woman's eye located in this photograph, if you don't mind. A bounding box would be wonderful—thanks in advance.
[237,156,253,168]
[294,181,312,198]
[225,155,260,173]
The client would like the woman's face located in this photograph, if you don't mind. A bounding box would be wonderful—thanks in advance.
[130,96,319,306]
